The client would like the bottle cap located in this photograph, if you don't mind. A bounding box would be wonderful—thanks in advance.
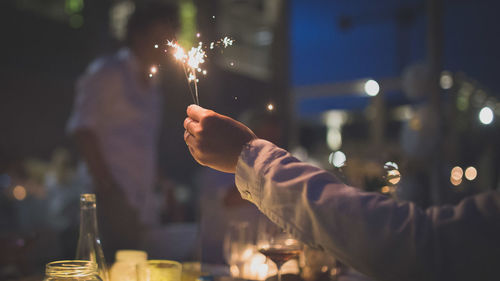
[115,250,148,262]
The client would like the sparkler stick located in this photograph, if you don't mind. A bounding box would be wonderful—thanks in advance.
[181,64,197,105]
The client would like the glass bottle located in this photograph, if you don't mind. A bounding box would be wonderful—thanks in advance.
[76,194,109,281]
[44,260,102,281]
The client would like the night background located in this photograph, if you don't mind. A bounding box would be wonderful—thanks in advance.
[0,0,499,279]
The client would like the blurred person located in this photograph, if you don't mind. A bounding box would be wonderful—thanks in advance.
[67,3,179,257]
[183,105,500,281]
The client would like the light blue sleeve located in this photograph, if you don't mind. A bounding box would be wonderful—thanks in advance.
[235,139,500,281]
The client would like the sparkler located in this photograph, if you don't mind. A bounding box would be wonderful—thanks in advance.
[156,35,234,105]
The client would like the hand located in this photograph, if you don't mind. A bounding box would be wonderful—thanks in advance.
[184,104,257,173]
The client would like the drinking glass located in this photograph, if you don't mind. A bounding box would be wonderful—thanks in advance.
[223,221,254,278]
[256,216,302,281]
[136,260,182,281]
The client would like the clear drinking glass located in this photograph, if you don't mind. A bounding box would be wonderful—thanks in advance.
[44,260,102,281]
[256,216,302,281]
[223,221,254,278]
[136,260,182,281]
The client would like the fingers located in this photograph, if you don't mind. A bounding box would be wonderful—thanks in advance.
[183,117,201,136]
[184,129,197,147]
[184,130,205,166]
[186,104,208,122]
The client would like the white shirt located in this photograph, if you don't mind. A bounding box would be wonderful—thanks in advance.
[235,139,500,281]
[67,48,163,225]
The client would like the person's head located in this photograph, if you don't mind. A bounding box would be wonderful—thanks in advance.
[125,2,179,65]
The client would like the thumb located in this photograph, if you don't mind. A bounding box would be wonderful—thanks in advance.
[187,104,208,122]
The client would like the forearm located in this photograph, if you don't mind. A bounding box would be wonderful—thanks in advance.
[235,139,435,281]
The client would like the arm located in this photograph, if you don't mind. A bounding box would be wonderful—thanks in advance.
[236,139,435,281]
[237,139,500,281]
[184,105,500,281]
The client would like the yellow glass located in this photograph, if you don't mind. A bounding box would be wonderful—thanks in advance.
[137,260,182,281]
[181,262,205,281]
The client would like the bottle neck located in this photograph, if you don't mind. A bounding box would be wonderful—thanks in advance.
[79,194,99,236]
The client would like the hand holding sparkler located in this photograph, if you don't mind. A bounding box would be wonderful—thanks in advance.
[184,104,256,173]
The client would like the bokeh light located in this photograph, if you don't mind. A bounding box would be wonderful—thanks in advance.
[13,185,27,201]
[450,176,462,186]
[451,166,463,181]
[329,151,346,168]
[479,106,494,125]
[384,161,399,170]
[364,79,380,96]
[266,103,274,112]
[326,128,342,151]
[387,169,401,185]
[440,71,453,89]
[464,166,477,181]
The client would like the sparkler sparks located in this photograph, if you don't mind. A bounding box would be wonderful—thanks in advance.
[221,36,234,48]
[166,40,207,104]
[161,35,235,105]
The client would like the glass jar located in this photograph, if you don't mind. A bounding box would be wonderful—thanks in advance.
[44,260,103,281]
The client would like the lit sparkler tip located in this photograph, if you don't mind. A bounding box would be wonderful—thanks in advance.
[149,73,153,78]
[212,15,216,19]
[165,35,235,105]
[267,103,274,111]
[154,44,159,49]
[150,66,158,74]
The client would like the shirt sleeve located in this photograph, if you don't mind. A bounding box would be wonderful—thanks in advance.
[235,139,500,281]
[66,62,120,134]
